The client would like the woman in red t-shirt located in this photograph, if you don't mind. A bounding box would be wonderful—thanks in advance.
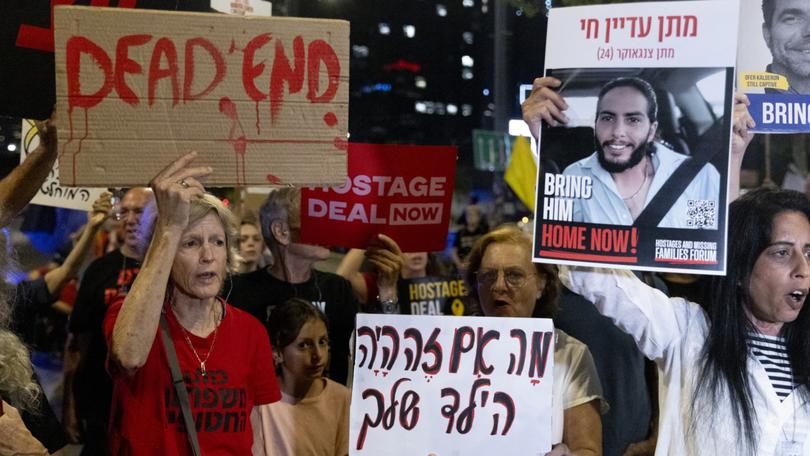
[105,152,280,455]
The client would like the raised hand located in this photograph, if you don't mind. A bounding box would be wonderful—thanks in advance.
[522,76,570,139]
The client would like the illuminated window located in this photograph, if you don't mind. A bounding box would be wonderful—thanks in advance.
[403,25,416,38]
[351,45,369,58]
[378,23,391,35]
[436,4,447,16]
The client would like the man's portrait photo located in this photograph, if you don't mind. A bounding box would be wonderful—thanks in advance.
[535,67,733,230]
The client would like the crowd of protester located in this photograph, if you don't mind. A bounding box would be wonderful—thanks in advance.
[0,77,809,456]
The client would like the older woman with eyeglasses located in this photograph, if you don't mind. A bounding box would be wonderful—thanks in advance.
[465,225,606,456]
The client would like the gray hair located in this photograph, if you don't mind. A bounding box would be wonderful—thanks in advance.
[259,187,301,250]
[0,239,41,410]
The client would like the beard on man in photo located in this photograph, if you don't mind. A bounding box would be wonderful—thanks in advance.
[595,132,657,174]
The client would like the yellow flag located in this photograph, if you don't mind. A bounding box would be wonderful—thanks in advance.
[504,135,537,209]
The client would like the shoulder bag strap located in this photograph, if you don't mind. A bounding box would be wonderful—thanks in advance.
[160,313,203,456]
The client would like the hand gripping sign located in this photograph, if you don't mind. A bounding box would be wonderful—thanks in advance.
[301,143,457,253]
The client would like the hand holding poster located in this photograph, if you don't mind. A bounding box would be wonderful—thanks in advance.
[19,119,106,211]
[532,0,737,274]
[738,0,810,132]
[53,6,348,187]
[300,143,457,252]
[350,314,555,455]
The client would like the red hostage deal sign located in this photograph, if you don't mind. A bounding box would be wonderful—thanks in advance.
[53,6,348,187]
[300,143,457,252]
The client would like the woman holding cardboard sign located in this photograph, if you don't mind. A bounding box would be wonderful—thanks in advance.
[465,225,606,456]
[105,152,281,455]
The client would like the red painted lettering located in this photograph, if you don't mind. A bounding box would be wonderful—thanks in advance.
[306,39,340,103]
[183,38,225,102]
[66,36,114,111]
[241,33,272,102]
[147,37,180,106]
[269,36,305,123]
[114,34,152,105]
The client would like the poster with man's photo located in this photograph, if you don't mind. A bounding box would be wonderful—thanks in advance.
[532,0,738,274]
[738,0,810,132]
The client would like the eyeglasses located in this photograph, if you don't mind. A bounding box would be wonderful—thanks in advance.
[475,268,533,288]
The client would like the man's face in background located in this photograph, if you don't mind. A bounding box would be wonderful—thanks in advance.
[763,0,810,80]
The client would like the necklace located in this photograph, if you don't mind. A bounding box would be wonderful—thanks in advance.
[172,301,221,378]
[622,157,650,201]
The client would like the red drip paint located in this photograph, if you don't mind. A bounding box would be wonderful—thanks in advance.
[72,108,89,186]
[323,112,337,127]
[630,227,638,254]
[333,136,348,150]
[531,379,540,386]
[219,97,247,185]
[228,39,237,55]
[62,107,75,163]
[266,174,283,184]
[255,101,261,136]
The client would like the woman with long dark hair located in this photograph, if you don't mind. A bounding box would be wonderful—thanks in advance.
[561,188,810,455]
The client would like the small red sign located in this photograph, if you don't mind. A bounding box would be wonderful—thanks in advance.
[301,143,457,252]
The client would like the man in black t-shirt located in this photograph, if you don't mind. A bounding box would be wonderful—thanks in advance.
[228,187,358,384]
[63,187,154,454]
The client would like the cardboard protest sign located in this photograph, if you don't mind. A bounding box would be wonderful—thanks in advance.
[300,143,457,252]
[532,0,737,275]
[19,119,106,211]
[396,276,471,316]
[350,314,555,455]
[53,6,349,187]
[737,0,810,133]
[0,0,211,120]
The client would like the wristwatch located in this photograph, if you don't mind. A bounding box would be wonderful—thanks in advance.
[377,295,398,314]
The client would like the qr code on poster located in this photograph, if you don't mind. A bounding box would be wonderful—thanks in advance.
[686,200,716,228]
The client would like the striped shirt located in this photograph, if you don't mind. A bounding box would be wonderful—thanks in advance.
[747,333,799,401]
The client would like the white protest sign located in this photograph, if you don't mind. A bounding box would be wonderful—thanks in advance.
[350,314,555,455]
[19,119,106,211]
[533,0,738,275]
